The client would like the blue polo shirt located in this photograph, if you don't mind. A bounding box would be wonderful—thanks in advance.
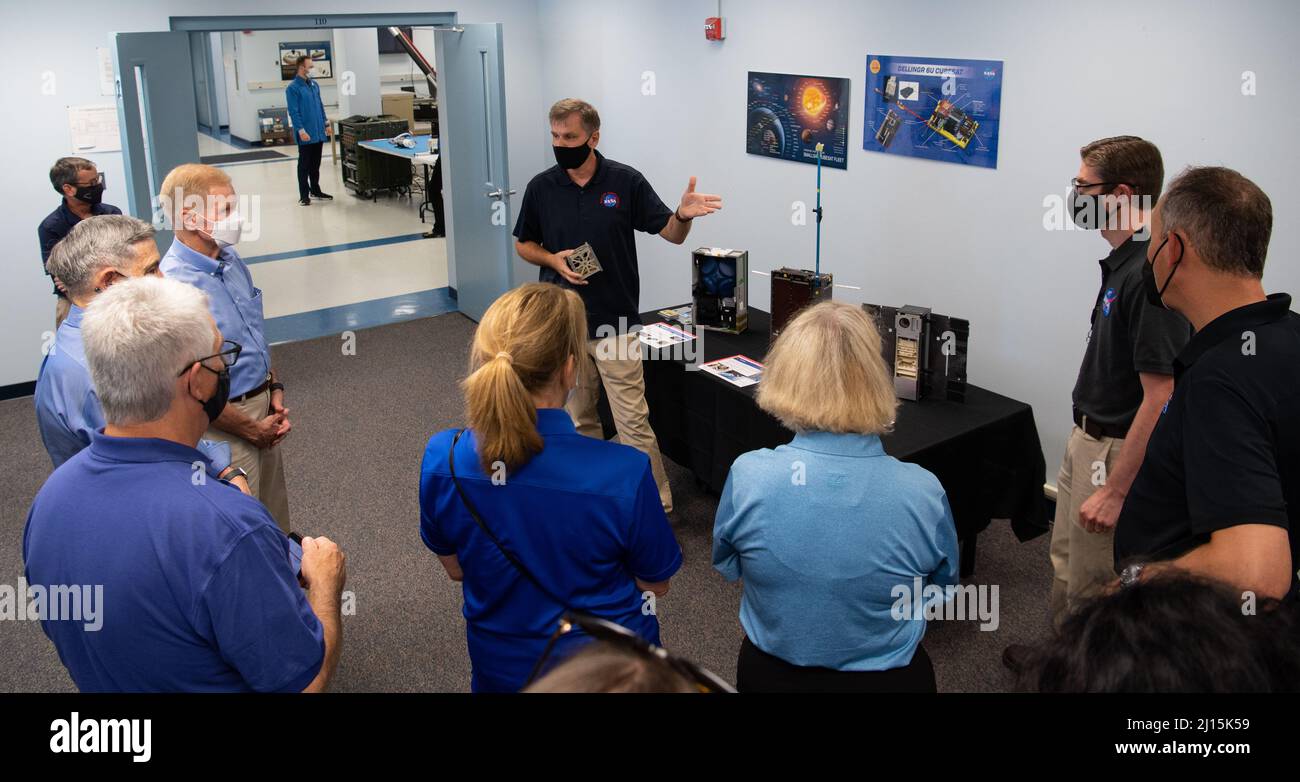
[33,306,231,472]
[286,75,327,144]
[419,408,683,692]
[161,238,271,397]
[23,433,323,692]
[713,431,960,671]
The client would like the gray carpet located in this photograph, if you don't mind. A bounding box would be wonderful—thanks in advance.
[0,312,1053,692]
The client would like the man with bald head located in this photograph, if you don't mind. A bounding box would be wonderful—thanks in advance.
[159,163,292,531]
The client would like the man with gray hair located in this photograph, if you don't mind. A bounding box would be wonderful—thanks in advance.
[34,215,240,487]
[24,276,345,692]
[1115,166,1299,600]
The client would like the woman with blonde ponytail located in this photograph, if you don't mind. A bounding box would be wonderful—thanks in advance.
[419,283,682,693]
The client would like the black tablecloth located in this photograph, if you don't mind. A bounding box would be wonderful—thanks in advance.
[625,307,1050,575]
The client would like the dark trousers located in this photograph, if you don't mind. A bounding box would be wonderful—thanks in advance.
[429,157,445,232]
[737,636,937,693]
[297,141,324,198]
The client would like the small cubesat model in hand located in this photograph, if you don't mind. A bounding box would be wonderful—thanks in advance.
[565,242,602,279]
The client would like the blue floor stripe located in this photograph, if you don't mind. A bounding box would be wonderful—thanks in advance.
[242,233,430,265]
[211,157,301,169]
[264,287,459,345]
[198,124,257,150]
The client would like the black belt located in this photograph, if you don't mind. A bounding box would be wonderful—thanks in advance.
[231,379,271,404]
[1073,408,1128,440]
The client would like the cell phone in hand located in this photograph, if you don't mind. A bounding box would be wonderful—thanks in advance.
[287,532,304,585]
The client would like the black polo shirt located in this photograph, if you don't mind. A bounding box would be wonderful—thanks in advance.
[1115,294,1300,589]
[37,200,123,297]
[513,150,673,339]
[1071,236,1192,432]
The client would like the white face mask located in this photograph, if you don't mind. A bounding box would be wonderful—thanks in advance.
[196,211,243,248]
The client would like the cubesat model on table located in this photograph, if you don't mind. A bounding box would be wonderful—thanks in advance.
[692,247,748,334]
[862,303,970,402]
[769,267,834,343]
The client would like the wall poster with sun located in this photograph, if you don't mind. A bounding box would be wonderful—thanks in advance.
[746,72,851,169]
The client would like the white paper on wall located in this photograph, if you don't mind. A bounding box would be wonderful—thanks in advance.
[96,47,116,96]
[68,104,121,153]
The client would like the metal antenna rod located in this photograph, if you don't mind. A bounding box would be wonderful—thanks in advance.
[814,142,824,284]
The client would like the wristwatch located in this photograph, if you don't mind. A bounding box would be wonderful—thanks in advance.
[269,381,286,393]
[1119,562,1146,589]
[219,466,248,483]
[674,208,693,223]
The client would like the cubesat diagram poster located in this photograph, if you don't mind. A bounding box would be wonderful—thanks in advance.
[862,55,1003,169]
[746,72,850,169]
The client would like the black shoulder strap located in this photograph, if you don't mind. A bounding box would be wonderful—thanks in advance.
[448,430,571,612]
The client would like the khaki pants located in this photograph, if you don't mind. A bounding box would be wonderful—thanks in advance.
[566,332,673,513]
[1048,425,1124,625]
[205,388,291,533]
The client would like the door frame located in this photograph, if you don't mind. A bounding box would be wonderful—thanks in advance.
[168,13,458,33]
[119,12,516,320]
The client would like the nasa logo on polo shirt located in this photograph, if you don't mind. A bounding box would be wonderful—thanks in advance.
[601,192,620,208]
[1102,287,1118,317]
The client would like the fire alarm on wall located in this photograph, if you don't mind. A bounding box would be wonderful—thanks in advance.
[705,17,725,41]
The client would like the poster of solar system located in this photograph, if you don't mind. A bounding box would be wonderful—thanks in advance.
[746,72,850,169]
[862,54,1003,169]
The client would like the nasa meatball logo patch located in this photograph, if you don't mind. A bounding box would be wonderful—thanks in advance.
[601,192,620,208]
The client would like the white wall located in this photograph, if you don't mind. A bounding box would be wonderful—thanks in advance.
[221,28,342,141]
[334,27,381,117]
[0,0,549,391]
[534,0,1300,471]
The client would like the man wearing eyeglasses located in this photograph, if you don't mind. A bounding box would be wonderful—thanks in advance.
[159,163,293,532]
[37,158,123,328]
[1007,137,1191,671]
[34,215,247,492]
[24,276,345,693]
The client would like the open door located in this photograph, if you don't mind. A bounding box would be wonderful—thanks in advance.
[434,23,514,321]
[114,32,201,240]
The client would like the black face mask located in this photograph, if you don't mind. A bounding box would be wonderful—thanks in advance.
[1070,186,1107,230]
[1143,234,1183,309]
[196,367,231,423]
[74,183,105,206]
[553,136,593,170]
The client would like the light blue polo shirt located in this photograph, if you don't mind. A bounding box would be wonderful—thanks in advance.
[160,238,271,397]
[419,408,683,692]
[713,431,960,671]
[23,432,323,692]
[34,305,102,467]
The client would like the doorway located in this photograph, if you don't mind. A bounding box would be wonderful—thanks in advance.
[113,11,515,344]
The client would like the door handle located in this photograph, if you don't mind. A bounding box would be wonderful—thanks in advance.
[486,188,517,199]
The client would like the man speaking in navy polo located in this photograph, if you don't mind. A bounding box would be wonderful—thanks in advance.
[512,98,723,514]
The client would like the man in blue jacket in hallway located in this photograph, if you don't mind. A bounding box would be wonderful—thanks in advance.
[286,55,332,206]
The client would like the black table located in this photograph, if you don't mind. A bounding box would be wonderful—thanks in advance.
[623,307,1050,576]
